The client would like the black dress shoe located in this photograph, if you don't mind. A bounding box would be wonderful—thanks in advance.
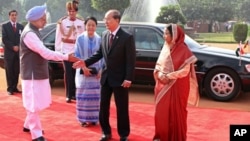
[23,127,30,132]
[13,89,22,93]
[23,127,44,134]
[66,98,71,103]
[71,96,76,100]
[91,122,97,125]
[32,136,46,141]
[120,137,128,141]
[100,134,112,141]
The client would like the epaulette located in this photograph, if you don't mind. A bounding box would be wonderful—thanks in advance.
[57,16,68,24]
[76,16,84,21]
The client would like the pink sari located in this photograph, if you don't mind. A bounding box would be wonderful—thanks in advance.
[153,24,199,141]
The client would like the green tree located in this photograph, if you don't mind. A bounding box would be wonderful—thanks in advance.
[156,5,186,25]
[91,0,130,13]
[78,0,104,21]
[23,0,47,11]
[0,0,24,22]
[179,0,236,32]
[179,0,234,22]
[239,0,250,21]
[233,23,248,43]
[46,0,68,22]
[46,0,104,22]
[0,0,15,15]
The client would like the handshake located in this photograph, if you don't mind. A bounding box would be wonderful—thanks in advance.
[67,53,82,63]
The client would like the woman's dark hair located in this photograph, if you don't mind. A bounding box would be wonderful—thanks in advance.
[84,16,98,25]
[166,24,173,37]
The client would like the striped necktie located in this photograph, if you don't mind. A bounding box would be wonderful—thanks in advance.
[109,34,114,47]
[13,23,16,32]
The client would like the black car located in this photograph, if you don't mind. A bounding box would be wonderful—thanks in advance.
[1,22,250,102]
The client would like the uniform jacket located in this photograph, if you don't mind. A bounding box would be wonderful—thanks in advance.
[55,16,84,54]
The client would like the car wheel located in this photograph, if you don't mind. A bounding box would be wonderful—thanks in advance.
[204,68,241,101]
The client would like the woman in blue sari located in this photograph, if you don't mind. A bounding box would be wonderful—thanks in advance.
[74,16,102,127]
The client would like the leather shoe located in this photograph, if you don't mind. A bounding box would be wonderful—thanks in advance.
[120,137,128,141]
[23,127,44,134]
[13,89,22,93]
[23,127,30,132]
[100,134,112,141]
[32,136,46,141]
[71,96,76,100]
[66,98,71,103]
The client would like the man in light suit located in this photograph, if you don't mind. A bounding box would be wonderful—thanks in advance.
[2,10,24,95]
[73,9,136,141]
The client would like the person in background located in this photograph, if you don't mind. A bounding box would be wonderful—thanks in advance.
[1,9,24,95]
[20,5,79,141]
[153,24,199,141]
[73,9,136,141]
[55,0,84,103]
[74,16,102,127]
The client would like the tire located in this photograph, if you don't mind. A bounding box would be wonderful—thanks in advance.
[204,68,241,101]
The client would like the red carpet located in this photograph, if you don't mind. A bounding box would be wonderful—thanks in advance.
[0,91,250,141]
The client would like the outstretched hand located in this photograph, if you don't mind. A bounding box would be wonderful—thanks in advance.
[72,60,85,69]
[68,54,81,62]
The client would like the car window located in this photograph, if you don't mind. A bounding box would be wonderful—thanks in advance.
[43,30,56,44]
[40,24,56,37]
[96,26,106,35]
[134,27,163,50]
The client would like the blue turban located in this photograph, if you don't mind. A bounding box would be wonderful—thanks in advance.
[25,5,46,21]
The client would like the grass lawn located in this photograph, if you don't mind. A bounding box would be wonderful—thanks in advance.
[195,32,238,43]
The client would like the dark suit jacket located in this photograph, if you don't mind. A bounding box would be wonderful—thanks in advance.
[85,27,136,87]
[2,21,24,60]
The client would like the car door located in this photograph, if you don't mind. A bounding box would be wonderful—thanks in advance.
[132,26,164,85]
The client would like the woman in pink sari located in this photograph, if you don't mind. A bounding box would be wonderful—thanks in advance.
[153,24,199,141]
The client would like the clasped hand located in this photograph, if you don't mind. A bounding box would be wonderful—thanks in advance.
[158,71,169,84]
[72,59,92,76]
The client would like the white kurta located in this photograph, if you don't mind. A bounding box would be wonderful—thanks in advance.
[22,32,68,112]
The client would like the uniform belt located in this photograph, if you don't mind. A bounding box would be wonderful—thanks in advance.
[62,38,76,44]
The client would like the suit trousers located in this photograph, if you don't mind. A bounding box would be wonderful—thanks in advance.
[4,55,19,92]
[99,83,130,137]
[23,110,43,139]
[63,61,76,99]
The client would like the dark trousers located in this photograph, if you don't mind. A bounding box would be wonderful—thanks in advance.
[99,83,130,137]
[4,55,19,92]
[63,61,76,99]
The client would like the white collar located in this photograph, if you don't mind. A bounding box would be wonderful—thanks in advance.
[110,26,120,36]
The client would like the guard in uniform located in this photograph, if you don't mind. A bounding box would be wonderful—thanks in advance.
[55,0,84,103]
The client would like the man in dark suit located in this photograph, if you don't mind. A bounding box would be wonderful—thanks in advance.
[73,9,136,141]
[2,10,24,95]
